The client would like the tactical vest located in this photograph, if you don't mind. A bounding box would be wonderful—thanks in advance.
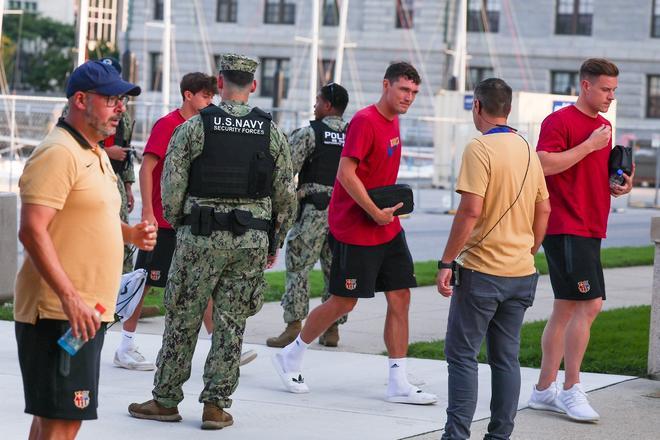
[188,105,274,198]
[108,118,128,174]
[298,120,345,187]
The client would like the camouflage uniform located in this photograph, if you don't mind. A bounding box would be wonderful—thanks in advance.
[152,55,296,410]
[282,116,348,324]
[112,112,136,273]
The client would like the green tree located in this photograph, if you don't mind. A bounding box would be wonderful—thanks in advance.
[87,40,120,62]
[2,12,75,92]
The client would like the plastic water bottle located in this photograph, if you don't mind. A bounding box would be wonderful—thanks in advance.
[57,303,105,356]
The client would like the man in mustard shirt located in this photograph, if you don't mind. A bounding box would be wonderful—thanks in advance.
[436,78,551,440]
[14,60,156,440]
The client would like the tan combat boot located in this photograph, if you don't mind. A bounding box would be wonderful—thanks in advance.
[139,305,160,318]
[319,323,339,347]
[201,403,233,430]
[266,320,302,347]
[128,399,182,422]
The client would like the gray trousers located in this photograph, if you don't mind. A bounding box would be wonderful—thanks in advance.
[442,268,538,440]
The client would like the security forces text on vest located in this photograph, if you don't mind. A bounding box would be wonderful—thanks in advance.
[213,116,266,135]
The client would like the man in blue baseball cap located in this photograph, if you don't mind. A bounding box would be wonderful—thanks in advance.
[14,60,153,439]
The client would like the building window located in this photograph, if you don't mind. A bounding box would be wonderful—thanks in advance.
[653,0,660,38]
[555,0,593,36]
[154,0,163,20]
[217,0,238,23]
[150,52,163,91]
[323,0,339,26]
[319,59,335,88]
[9,1,36,11]
[467,66,494,90]
[467,0,500,33]
[264,0,296,25]
[648,75,660,118]
[395,0,414,29]
[260,57,290,98]
[551,71,579,95]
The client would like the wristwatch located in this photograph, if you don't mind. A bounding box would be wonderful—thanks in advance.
[437,260,453,270]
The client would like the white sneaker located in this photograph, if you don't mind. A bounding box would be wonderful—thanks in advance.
[557,383,600,422]
[271,353,309,394]
[240,349,257,366]
[528,382,565,413]
[114,347,156,371]
[386,386,437,405]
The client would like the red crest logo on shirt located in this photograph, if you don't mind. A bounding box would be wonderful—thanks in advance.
[387,137,400,157]
[577,280,591,294]
[73,390,90,409]
[345,279,357,290]
[150,270,161,281]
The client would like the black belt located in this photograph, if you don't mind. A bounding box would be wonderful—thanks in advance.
[182,209,270,236]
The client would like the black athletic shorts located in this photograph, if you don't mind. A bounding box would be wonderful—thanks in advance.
[543,234,606,301]
[15,319,106,420]
[328,231,417,298]
[135,227,176,288]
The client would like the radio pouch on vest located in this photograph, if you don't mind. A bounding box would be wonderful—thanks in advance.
[367,184,414,216]
[608,145,633,186]
[189,204,214,236]
[227,209,252,236]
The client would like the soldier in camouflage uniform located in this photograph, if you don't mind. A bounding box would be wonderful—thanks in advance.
[267,83,350,348]
[103,110,136,273]
[128,54,296,430]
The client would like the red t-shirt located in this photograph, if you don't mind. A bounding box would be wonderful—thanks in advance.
[143,109,186,230]
[104,134,116,146]
[328,105,403,246]
[536,105,611,238]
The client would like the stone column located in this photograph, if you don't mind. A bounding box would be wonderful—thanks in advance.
[649,217,660,380]
[0,192,17,303]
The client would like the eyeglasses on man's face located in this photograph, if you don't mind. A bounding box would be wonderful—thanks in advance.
[86,91,129,108]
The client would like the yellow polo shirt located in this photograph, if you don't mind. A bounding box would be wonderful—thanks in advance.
[14,125,123,323]
[456,132,549,277]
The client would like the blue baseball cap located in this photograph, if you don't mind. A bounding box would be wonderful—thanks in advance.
[99,57,122,74]
[66,60,141,98]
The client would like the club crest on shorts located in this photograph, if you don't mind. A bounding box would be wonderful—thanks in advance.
[345,278,357,290]
[577,280,591,294]
[73,390,90,409]
[150,270,161,281]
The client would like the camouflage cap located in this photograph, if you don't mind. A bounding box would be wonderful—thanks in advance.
[218,53,259,74]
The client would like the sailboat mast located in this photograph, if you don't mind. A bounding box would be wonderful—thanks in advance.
[334,0,349,84]
[451,0,467,92]
[309,0,320,114]
[76,0,89,67]
[162,0,172,115]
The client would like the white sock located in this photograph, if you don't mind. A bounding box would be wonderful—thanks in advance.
[119,330,136,352]
[387,357,413,396]
[280,335,309,372]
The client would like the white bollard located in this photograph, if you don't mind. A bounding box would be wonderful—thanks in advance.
[0,192,17,303]
[649,217,660,380]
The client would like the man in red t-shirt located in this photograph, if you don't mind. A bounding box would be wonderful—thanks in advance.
[528,59,633,422]
[273,62,436,405]
[113,73,217,370]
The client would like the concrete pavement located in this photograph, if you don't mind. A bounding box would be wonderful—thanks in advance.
[2,265,657,439]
